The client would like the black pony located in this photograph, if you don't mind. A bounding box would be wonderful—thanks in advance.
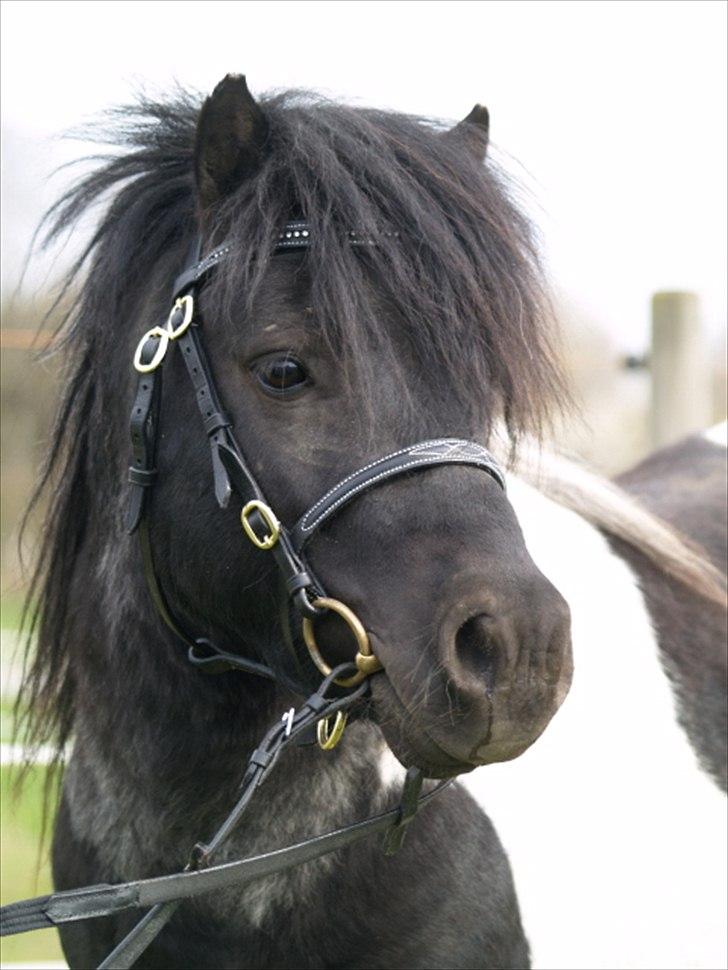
[17,76,579,968]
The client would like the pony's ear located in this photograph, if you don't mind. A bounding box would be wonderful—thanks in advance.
[194,74,269,211]
[445,104,490,162]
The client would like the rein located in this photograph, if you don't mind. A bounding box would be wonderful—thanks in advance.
[1,663,449,969]
[0,222,505,968]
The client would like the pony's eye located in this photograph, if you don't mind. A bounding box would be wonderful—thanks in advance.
[254,354,309,394]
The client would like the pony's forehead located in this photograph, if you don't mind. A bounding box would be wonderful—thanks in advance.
[37,87,564,441]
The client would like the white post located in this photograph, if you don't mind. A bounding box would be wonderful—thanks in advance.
[650,291,711,449]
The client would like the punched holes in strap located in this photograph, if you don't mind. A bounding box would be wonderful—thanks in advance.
[126,367,161,534]
[175,325,269,511]
[128,468,157,487]
[175,322,239,508]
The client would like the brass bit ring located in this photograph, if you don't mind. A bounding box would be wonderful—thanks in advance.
[302,597,383,688]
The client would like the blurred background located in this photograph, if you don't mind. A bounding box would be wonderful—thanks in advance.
[1,1,726,965]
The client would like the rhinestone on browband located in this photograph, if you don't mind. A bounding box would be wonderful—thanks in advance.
[274,222,400,251]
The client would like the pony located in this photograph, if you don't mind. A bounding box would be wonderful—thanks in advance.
[11,76,726,969]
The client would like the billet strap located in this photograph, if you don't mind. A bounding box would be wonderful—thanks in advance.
[290,438,506,552]
[126,349,162,533]
[174,323,257,509]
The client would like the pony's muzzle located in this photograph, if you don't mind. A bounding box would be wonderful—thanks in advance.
[433,574,573,766]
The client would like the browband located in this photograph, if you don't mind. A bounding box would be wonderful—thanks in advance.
[171,222,400,297]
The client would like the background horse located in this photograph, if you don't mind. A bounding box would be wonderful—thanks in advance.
[467,425,727,969]
[14,77,726,969]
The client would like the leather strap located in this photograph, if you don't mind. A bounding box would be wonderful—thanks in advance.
[174,323,254,509]
[171,221,403,294]
[0,667,452,970]
[126,349,162,534]
[291,438,506,552]
[381,766,424,855]
[172,244,231,298]
[0,784,448,940]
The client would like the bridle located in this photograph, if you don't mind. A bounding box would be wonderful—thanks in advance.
[128,220,506,706]
[0,222,507,968]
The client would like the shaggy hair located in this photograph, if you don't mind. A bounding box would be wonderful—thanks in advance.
[42,87,567,431]
[18,87,567,761]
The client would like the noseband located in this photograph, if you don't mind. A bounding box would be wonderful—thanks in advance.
[127,221,506,699]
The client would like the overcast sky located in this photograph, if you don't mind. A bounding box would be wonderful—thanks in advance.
[1,0,726,352]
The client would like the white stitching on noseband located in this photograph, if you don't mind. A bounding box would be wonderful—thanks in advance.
[299,439,459,528]
[298,439,503,534]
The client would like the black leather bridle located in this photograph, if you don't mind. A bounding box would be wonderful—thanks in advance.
[128,221,506,697]
[0,222,507,968]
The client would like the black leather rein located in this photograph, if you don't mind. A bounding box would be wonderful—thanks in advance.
[1,662,449,970]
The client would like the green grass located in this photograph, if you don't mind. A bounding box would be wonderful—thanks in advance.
[0,764,65,964]
[1,620,65,966]
[0,591,26,632]
[1,699,16,744]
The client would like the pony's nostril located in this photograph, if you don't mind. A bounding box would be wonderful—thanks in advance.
[453,613,498,693]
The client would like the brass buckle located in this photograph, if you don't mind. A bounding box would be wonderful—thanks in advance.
[316,711,348,751]
[240,500,281,550]
[133,295,195,374]
[302,597,383,688]
[166,295,194,340]
[133,326,170,373]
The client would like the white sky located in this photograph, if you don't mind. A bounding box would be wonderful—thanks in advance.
[1,0,726,353]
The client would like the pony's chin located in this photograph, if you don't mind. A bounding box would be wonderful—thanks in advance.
[370,676,477,779]
[370,672,559,778]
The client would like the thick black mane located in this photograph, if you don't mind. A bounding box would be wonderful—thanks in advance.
[19,86,566,762]
[44,87,565,428]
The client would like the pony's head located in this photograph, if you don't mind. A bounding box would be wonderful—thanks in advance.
[27,76,573,778]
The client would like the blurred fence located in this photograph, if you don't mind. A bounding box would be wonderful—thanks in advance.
[650,292,716,449]
[1,299,61,596]
[551,291,726,472]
